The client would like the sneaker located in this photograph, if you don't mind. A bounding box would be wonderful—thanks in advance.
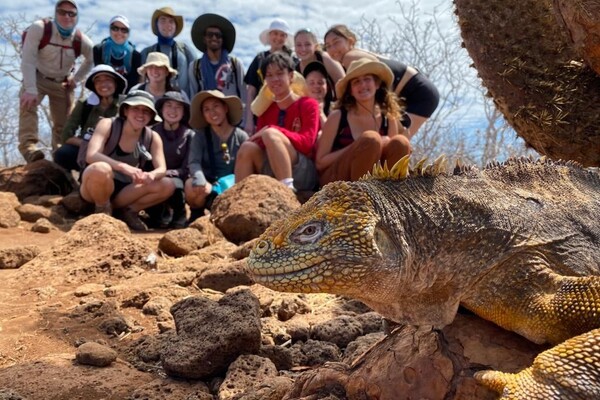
[119,208,148,231]
[24,149,45,164]
[94,203,112,216]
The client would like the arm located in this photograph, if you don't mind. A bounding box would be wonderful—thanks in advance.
[187,59,200,97]
[73,34,94,85]
[147,130,167,180]
[188,130,209,187]
[21,21,44,97]
[245,85,257,134]
[321,51,345,84]
[342,49,378,68]
[315,110,348,171]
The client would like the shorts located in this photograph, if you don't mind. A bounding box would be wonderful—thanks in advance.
[262,152,319,191]
[401,72,440,118]
[111,179,130,201]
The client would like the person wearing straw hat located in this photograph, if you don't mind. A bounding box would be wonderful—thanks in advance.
[19,0,94,163]
[188,13,246,108]
[93,15,141,93]
[315,58,412,186]
[53,64,127,172]
[79,90,174,231]
[185,90,248,223]
[324,24,439,136]
[236,52,319,193]
[140,6,196,95]
[243,18,297,134]
[144,91,194,229]
[131,52,187,101]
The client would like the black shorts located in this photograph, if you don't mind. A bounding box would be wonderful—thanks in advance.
[111,179,130,201]
[400,72,440,118]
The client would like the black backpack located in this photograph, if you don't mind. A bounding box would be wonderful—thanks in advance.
[77,117,153,170]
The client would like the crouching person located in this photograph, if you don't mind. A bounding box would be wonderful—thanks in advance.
[145,91,193,229]
[186,90,248,224]
[79,90,174,231]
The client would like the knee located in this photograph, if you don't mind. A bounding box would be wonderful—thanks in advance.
[83,162,113,181]
[261,128,284,146]
[356,130,384,155]
[237,141,262,161]
[387,135,412,156]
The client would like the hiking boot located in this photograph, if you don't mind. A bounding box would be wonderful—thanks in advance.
[24,149,45,164]
[169,207,187,229]
[119,208,148,231]
[94,203,112,216]
[187,207,205,226]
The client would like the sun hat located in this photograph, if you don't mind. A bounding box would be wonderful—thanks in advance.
[155,91,191,126]
[250,71,309,117]
[302,61,328,79]
[335,58,393,99]
[151,7,183,37]
[190,90,243,129]
[118,90,161,124]
[259,18,293,48]
[137,52,178,77]
[191,13,236,53]
[85,64,128,95]
[109,15,130,29]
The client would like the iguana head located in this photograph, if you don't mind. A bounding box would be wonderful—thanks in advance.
[247,180,390,299]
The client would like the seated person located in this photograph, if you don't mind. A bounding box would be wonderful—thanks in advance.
[316,59,411,186]
[146,91,194,229]
[302,61,332,127]
[235,52,319,192]
[79,90,174,231]
[53,64,127,172]
[186,90,248,223]
[131,52,187,100]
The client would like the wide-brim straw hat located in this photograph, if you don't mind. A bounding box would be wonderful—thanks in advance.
[259,18,293,48]
[155,91,191,126]
[85,64,128,96]
[118,89,161,124]
[250,71,309,117]
[151,7,184,37]
[191,13,236,53]
[137,52,178,77]
[335,58,393,99]
[190,90,243,129]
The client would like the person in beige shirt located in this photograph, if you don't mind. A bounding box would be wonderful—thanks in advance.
[19,0,93,163]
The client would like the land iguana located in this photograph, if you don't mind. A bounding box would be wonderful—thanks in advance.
[246,156,600,399]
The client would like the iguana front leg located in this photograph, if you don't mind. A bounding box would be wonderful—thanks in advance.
[475,328,600,399]
[463,256,600,345]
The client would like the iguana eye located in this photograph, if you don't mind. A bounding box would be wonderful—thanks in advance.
[291,222,324,244]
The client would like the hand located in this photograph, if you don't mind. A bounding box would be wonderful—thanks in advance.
[20,92,38,110]
[63,76,76,91]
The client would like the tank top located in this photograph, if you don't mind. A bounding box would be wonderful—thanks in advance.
[332,108,389,151]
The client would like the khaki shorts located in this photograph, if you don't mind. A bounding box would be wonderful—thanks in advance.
[262,153,318,191]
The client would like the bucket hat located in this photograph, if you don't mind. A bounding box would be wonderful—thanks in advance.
[155,91,191,126]
[151,7,183,37]
[259,18,293,48]
[251,71,308,117]
[191,13,236,53]
[137,52,178,77]
[85,64,128,96]
[335,58,393,99]
[190,90,243,129]
[118,90,161,124]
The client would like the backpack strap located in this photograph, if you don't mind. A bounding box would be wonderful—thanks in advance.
[194,58,202,90]
[230,56,240,98]
[39,18,53,50]
[102,117,124,156]
[72,29,82,58]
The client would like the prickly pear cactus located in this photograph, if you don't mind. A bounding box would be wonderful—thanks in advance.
[455,0,600,166]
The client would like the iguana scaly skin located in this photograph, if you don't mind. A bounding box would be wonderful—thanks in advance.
[247,156,600,399]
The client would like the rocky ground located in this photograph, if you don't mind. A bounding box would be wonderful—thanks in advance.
[0,161,546,400]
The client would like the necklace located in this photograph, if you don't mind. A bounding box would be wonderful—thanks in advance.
[273,91,292,103]
[356,102,379,130]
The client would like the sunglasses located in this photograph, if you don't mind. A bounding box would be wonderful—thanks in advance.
[111,25,130,34]
[205,31,223,39]
[56,9,77,18]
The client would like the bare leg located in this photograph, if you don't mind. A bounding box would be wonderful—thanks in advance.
[261,128,298,180]
[405,113,428,138]
[184,178,212,208]
[80,162,114,206]
[234,141,265,182]
[112,177,174,211]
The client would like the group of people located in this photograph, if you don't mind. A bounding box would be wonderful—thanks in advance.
[19,0,440,231]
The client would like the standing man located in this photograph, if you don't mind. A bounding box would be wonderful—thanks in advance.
[19,0,93,163]
[188,13,246,114]
[140,7,195,97]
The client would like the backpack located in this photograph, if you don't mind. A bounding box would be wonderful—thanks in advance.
[77,117,153,170]
[193,56,241,97]
[22,18,82,58]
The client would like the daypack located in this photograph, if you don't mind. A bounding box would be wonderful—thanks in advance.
[77,117,153,170]
[22,18,82,58]
[193,56,241,97]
